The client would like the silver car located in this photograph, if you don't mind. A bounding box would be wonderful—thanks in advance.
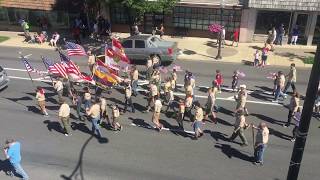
[0,66,9,90]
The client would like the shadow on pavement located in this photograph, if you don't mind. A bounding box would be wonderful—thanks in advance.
[250,113,285,126]
[128,117,153,130]
[0,159,12,176]
[216,117,233,127]
[214,143,253,163]
[204,130,229,142]
[160,119,193,138]
[218,107,234,117]
[43,120,64,134]
[269,127,292,141]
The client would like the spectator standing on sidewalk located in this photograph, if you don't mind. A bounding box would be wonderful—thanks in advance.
[231,28,239,47]
[284,91,300,127]
[253,50,260,67]
[283,63,297,94]
[229,109,249,146]
[3,139,29,180]
[58,99,71,136]
[291,107,301,142]
[54,78,64,103]
[35,86,49,116]
[252,122,269,166]
[291,25,299,45]
[49,32,60,47]
[277,24,285,45]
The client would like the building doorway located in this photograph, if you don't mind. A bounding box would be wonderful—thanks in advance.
[143,13,164,34]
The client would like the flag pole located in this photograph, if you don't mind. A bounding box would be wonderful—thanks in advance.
[20,54,35,87]
[41,56,55,86]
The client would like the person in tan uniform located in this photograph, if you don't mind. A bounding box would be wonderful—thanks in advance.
[87,50,95,74]
[171,69,177,91]
[83,87,92,110]
[176,99,185,129]
[87,99,102,138]
[273,71,287,102]
[284,91,300,127]
[183,95,193,121]
[146,82,158,112]
[58,99,71,136]
[192,101,204,139]
[234,84,248,115]
[53,78,64,103]
[99,97,110,126]
[152,95,163,131]
[112,104,122,131]
[36,86,48,116]
[124,82,135,113]
[151,69,161,94]
[283,63,297,94]
[204,88,217,123]
[130,65,139,96]
[252,122,269,165]
[146,57,153,80]
[229,109,249,146]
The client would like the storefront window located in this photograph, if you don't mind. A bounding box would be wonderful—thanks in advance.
[173,6,241,34]
[0,7,8,22]
[255,10,291,34]
[110,6,129,24]
[313,15,320,44]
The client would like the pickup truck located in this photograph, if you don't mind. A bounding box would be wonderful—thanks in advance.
[121,35,178,64]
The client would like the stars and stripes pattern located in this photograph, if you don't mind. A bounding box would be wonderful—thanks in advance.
[43,58,67,78]
[65,41,87,56]
[22,58,47,76]
[59,52,81,75]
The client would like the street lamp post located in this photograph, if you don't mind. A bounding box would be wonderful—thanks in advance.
[215,0,224,60]
[286,42,320,180]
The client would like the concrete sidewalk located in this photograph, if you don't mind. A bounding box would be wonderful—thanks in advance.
[0,31,316,68]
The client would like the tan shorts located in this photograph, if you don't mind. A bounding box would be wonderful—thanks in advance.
[38,100,45,110]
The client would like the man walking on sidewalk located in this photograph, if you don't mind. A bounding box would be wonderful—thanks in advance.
[3,139,29,180]
[58,99,71,136]
[283,63,297,94]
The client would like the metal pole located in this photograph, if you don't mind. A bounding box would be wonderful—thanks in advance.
[41,56,55,86]
[20,55,35,87]
[286,42,320,180]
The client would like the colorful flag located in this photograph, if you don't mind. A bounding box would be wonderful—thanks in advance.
[22,58,47,76]
[65,41,87,56]
[43,58,68,78]
[112,38,130,63]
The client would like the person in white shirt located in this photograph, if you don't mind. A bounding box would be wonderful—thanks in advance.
[58,99,71,136]
[152,95,163,131]
[54,78,64,103]
[49,32,60,47]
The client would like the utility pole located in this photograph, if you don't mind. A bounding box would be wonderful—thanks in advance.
[215,0,224,60]
[286,42,320,180]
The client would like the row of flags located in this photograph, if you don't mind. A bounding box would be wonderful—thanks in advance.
[22,39,131,88]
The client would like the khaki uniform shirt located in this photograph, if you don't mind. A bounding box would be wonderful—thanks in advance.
[100,98,107,111]
[185,96,193,108]
[146,59,152,68]
[179,103,185,113]
[36,92,45,102]
[256,127,269,145]
[234,115,246,128]
[59,103,70,118]
[113,108,120,118]
[131,70,139,81]
[154,99,162,113]
[54,81,63,92]
[290,96,300,112]
[185,85,193,96]
[84,92,91,101]
[164,81,171,93]
[195,108,204,121]
[172,72,177,81]
[125,86,132,98]
[87,104,100,118]
[277,74,285,88]
[150,84,158,97]
[288,67,297,82]
[88,55,95,65]
[237,90,247,108]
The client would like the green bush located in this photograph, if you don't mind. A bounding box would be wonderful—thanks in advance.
[303,56,314,64]
[0,36,10,43]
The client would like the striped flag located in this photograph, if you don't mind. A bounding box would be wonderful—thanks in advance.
[43,58,67,78]
[22,58,47,76]
[65,41,87,56]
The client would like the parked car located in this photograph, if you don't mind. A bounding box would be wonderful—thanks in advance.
[0,66,9,90]
[121,35,178,64]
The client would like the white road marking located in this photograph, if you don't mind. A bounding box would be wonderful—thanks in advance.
[8,76,52,83]
[226,96,235,100]
[4,68,27,72]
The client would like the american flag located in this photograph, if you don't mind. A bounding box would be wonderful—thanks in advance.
[59,52,81,75]
[43,58,67,78]
[22,58,47,76]
[65,41,87,56]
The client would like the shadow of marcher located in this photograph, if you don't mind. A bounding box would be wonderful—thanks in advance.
[250,113,285,126]
[269,127,292,141]
[128,117,153,130]
[218,107,234,117]
[255,85,274,92]
[43,120,64,134]
[216,117,233,127]
[26,105,41,114]
[204,130,230,142]
[249,46,263,51]
[159,119,193,138]
[132,102,147,113]
[71,122,91,135]
[214,143,253,162]
[250,92,273,101]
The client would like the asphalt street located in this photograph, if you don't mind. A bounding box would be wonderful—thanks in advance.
[0,46,319,180]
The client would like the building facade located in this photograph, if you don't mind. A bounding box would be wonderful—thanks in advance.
[240,0,320,45]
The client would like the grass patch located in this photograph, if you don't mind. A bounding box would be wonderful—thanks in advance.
[0,36,10,43]
[303,56,314,64]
